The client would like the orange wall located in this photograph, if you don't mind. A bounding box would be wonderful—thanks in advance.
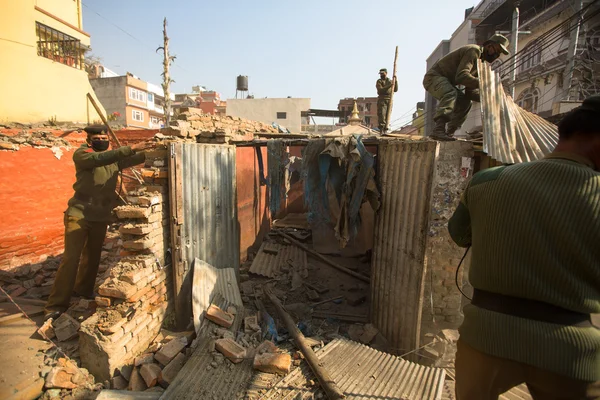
[125,105,150,128]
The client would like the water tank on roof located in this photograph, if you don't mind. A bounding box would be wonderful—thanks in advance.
[237,75,248,91]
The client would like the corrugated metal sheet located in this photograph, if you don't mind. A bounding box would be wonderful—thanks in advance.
[478,60,559,164]
[261,338,445,399]
[192,258,243,333]
[249,242,307,278]
[442,379,532,400]
[161,295,248,400]
[170,142,240,325]
[371,141,439,356]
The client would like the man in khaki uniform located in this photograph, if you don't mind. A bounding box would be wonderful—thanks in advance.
[376,68,398,133]
[44,125,153,320]
[423,34,510,141]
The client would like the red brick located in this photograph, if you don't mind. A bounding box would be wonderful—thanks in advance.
[206,304,234,328]
[95,296,111,307]
[114,206,151,219]
[253,352,292,375]
[139,363,162,388]
[111,375,128,390]
[134,353,155,367]
[215,338,246,364]
[159,352,186,386]
[128,367,148,391]
[154,338,186,366]
[9,286,27,297]
[127,285,152,302]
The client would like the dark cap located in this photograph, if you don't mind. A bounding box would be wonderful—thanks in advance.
[83,124,109,135]
[580,94,600,113]
[379,68,387,74]
[487,34,510,55]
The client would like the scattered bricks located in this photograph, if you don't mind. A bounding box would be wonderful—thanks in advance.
[111,376,128,390]
[253,353,292,375]
[244,315,261,334]
[134,353,155,367]
[215,338,246,364]
[359,324,379,344]
[9,286,27,297]
[45,366,78,389]
[23,279,36,289]
[154,338,186,366]
[256,341,279,355]
[119,365,133,381]
[128,367,148,391]
[95,296,111,307]
[206,304,234,328]
[37,318,56,340]
[99,280,137,299]
[123,237,155,251]
[34,274,45,286]
[140,363,162,388]
[115,205,151,219]
[159,352,186,387]
[77,299,97,310]
[53,313,80,342]
[306,289,320,301]
[347,294,367,307]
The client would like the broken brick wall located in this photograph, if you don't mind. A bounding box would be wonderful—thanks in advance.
[422,141,474,328]
[79,150,173,382]
[0,128,155,271]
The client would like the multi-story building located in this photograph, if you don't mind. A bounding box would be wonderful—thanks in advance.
[90,73,174,129]
[174,89,226,116]
[424,0,600,137]
[226,98,311,133]
[0,0,106,123]
[337,97,378,127]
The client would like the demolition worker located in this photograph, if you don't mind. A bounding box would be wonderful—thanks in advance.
[423,34,509,141]
[44,125,153,320]
[376,68,398,133]
[448,95,600,399]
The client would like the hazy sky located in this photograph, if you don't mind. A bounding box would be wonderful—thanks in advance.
[83,0,477,129]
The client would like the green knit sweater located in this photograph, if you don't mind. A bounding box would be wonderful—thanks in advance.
[449,152,600,381]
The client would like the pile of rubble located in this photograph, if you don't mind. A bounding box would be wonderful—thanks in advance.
[0,130,74,151]
[162,107,279,143]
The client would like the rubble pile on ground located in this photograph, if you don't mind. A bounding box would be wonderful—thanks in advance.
[0,130,73,151]
[78,184,173,382]
[161,107,279,143]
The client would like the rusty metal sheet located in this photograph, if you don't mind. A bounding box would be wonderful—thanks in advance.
[249,242,307,278]
[371,141,439,356]
[478,60,558,164]
[261,338,445,399]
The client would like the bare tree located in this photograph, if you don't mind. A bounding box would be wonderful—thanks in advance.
[156,18,176,127]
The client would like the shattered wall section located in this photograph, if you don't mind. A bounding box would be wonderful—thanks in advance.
[422,141,474,327]
[79,150,173,382]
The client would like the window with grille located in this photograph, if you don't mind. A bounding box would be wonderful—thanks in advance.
[129,88,146,103]
[519,40,542,72]
[132,110,144,122]
[516,88,540,113]
[36,22,86,69]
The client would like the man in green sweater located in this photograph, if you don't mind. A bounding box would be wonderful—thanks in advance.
[44,125,153,320]
[376,68,398,133]
[424,34,509,141]
[448,95,600,399]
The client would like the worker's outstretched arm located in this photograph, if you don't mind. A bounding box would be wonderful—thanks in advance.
[74,146,136,170]
[455,48,481,90]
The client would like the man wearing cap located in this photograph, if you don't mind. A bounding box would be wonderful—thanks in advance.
[423,34,510,141]
[376,68,398,133]
[448,95,600,399]
[44,125,153,320]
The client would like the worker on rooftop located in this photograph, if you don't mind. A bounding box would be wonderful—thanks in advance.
[423,34,510,141]
[44,125,153,321]
[376,68,398,133]
[448,95,600,399]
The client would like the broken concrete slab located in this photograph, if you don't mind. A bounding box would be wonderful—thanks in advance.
[215,338,246,364]
[53,313,80,342]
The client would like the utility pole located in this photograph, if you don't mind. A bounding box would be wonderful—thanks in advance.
[157,18,176,127]
[509,3,520,99]
[563,0,583,100]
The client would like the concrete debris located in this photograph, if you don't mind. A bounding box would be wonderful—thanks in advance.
[44,358,94,390]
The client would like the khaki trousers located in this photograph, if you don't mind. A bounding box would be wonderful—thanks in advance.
[423,74,479,131]
[45,213,108,312]
[456,339,600,400]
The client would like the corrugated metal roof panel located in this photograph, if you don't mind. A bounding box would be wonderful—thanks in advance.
[249,242,307,278]
[478,60,559,164]
[261,338,445,399]
[442,380,532,400]
[371,141,439,355]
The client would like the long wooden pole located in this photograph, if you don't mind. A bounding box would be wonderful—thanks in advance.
[265,289,345,400]
[86,93,144,184]
[385,46,399,133]
[276,231,370,283]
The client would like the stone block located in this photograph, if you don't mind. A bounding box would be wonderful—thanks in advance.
[206,304,234,328]
[154,338,186,366]
[111,376,128,390]
[253,353,291,375]
[115,206,151,219]
[53,313,80,342]
[128,367,148,391]
[140,363,162,388]
[159,352,186,386]
[215,338,246,364]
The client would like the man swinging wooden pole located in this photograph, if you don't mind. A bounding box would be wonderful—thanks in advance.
[376,46,398,134]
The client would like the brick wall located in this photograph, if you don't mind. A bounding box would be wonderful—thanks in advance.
[422,142,474,327]
[0,128,157,271]
[79,172,172,382]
